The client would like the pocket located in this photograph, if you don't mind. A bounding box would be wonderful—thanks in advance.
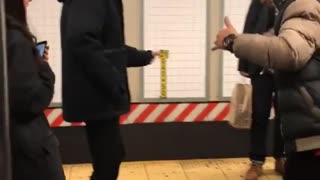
[111,81,126,100]
[40,135,65,180]
[42,134,60,155]
[119,84,126,96]
[120,79,127,94]
[19,134,59,161]
[112,71,127,96]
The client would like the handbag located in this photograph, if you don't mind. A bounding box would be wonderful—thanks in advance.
[228,83,252,129]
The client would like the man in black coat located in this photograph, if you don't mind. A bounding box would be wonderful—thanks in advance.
[238,0,285,179]
[59,0,159,179]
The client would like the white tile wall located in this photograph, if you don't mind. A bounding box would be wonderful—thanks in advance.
[222,0,251,97]
[143,0,207,99]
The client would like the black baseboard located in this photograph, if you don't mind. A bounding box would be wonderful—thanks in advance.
[53,122,275,164]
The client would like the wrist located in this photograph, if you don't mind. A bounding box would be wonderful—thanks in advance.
[147,50,155,64]
[223,34,237,53]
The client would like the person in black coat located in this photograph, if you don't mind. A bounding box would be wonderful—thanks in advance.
[6,0,65,180]
[237,0,285,179]
[238,0,275,76]
[59,0,159,179]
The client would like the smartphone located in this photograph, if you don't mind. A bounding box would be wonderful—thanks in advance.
[36,41,47,57]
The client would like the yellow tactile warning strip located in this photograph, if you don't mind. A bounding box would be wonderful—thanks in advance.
[63,158,282,180]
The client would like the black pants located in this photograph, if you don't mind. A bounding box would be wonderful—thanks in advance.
[85,117,125,180]
[284,151,320,180]
[250,74,284,163]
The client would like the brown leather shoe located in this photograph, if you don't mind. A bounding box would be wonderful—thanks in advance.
[245,163,263,180]
[275,158,285,175]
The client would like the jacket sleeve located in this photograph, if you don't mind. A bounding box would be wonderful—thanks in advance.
[65,0,123,98]
[233,0,320,71]
[8,37,54,116]
[125,45,154,67]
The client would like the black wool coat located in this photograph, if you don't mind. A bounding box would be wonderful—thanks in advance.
[238,0,276,77]
[60,0,154,122]
[7,28,64,180]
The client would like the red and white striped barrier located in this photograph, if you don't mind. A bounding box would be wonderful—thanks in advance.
[45,103,231,127]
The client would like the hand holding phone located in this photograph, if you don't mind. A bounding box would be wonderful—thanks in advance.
[36,41,48,60]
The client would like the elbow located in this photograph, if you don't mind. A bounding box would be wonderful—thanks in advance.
[29,91,53,115]
[269,41,311,71]
[274,34,315,71]
[15,85,53,115]
[286,46,312,71]
[288,46,315,71]
[292,57,308,71]
[273,53,309,72]
[286,45,306,71]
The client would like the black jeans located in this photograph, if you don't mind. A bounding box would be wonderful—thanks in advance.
[85,117,125,180]
[284,150,320,180]
[250,74,284,163]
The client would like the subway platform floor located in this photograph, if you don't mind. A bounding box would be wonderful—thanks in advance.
[63,158,282,180]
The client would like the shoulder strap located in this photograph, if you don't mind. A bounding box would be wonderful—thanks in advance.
[274,0,296,35]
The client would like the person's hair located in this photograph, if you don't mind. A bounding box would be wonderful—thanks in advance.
[5,0,40,61]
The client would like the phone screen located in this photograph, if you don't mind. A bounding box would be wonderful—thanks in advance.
[36,43,46,57]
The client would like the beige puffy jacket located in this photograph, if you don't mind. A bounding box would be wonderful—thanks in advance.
[233,0,320,71]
